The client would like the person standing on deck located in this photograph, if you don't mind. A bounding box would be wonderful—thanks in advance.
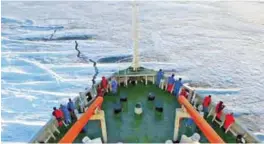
[67,98,77,122]
[224,113,235,130]
[101,76,108,93]
[202,95,212,116]
[111,77,118,95]
[97,85,105,97]
[173,78,183,97]
[52,107,63,127]
[156,69,164,86]
[167,74,175,93]
[215,101,225,121]
[60,104,71,124]
[180,88,188,99]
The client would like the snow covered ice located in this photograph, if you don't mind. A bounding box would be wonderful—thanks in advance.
[1,1,264,142]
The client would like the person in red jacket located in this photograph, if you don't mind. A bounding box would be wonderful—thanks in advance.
[203,95,212,115]
[215,101,225,121]
[180,88,188,99]
[52,107,64,127]
[101,76,108,93]
[97,85,105,97]
[224,113,235,130]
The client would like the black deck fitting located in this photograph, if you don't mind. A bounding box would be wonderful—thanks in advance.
[120,95,127,102]
[114,103,122,114]
[155,102,163,112]
[148,92,155,101]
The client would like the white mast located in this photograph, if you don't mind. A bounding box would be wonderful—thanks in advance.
[132,1,140,71]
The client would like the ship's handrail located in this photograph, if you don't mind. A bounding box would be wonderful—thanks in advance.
[178,96,224,143]
[31,69,260,143]
[29,83,100,143]
[29,117,57,143]
[206,101,261,143]
[30,56,112,143]
[30,69,115,143]
[181,84,261,143]
[59,97,104,143]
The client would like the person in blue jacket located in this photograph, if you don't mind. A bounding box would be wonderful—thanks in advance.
[60,104,71,124]
[156,69,164,86]
[67,98,77,121]
[167,74,175,92]
[173,78,183,97]
[111,77,118,95]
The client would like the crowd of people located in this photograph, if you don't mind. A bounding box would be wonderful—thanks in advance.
[202,94,235,131]
[156,69,236,133]
[52,69,236,139]
[96,76,118,97]
[197,90,235,133]
[52,98,77,127]
[52,76,119,126]
[156,69,184,97]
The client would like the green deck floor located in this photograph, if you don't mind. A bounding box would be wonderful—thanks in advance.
[46,67,237,143]
[47,82,237,143]
[73,83,236,143]
[103,83,179,143]
[75,83,179,143]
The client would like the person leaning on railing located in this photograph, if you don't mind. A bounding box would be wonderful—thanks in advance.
[60,104,71,124]
[202,95,212,117]
[67,98,77,122]
[180,88,188,99]
[156,69,164,87]
[111,77,118,95]
[167,74,175,93]
[223,112,235,131]
[52,107,64,127]
[97,85,105,97]
[173,78,183,97]
[101,76,108,93]
[215,101,225,121]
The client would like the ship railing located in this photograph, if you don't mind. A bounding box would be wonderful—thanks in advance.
[181,84,260,143]
[30,82,101,143]
[115,57,154,86]
[29,117,59,143]
[59,97,105,143]
[30,72,102,143]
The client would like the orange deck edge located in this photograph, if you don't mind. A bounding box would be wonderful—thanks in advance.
[59,96,104,143]
[178,95,225,143]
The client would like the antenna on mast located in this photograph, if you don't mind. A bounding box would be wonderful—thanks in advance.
[131,0,140,71]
